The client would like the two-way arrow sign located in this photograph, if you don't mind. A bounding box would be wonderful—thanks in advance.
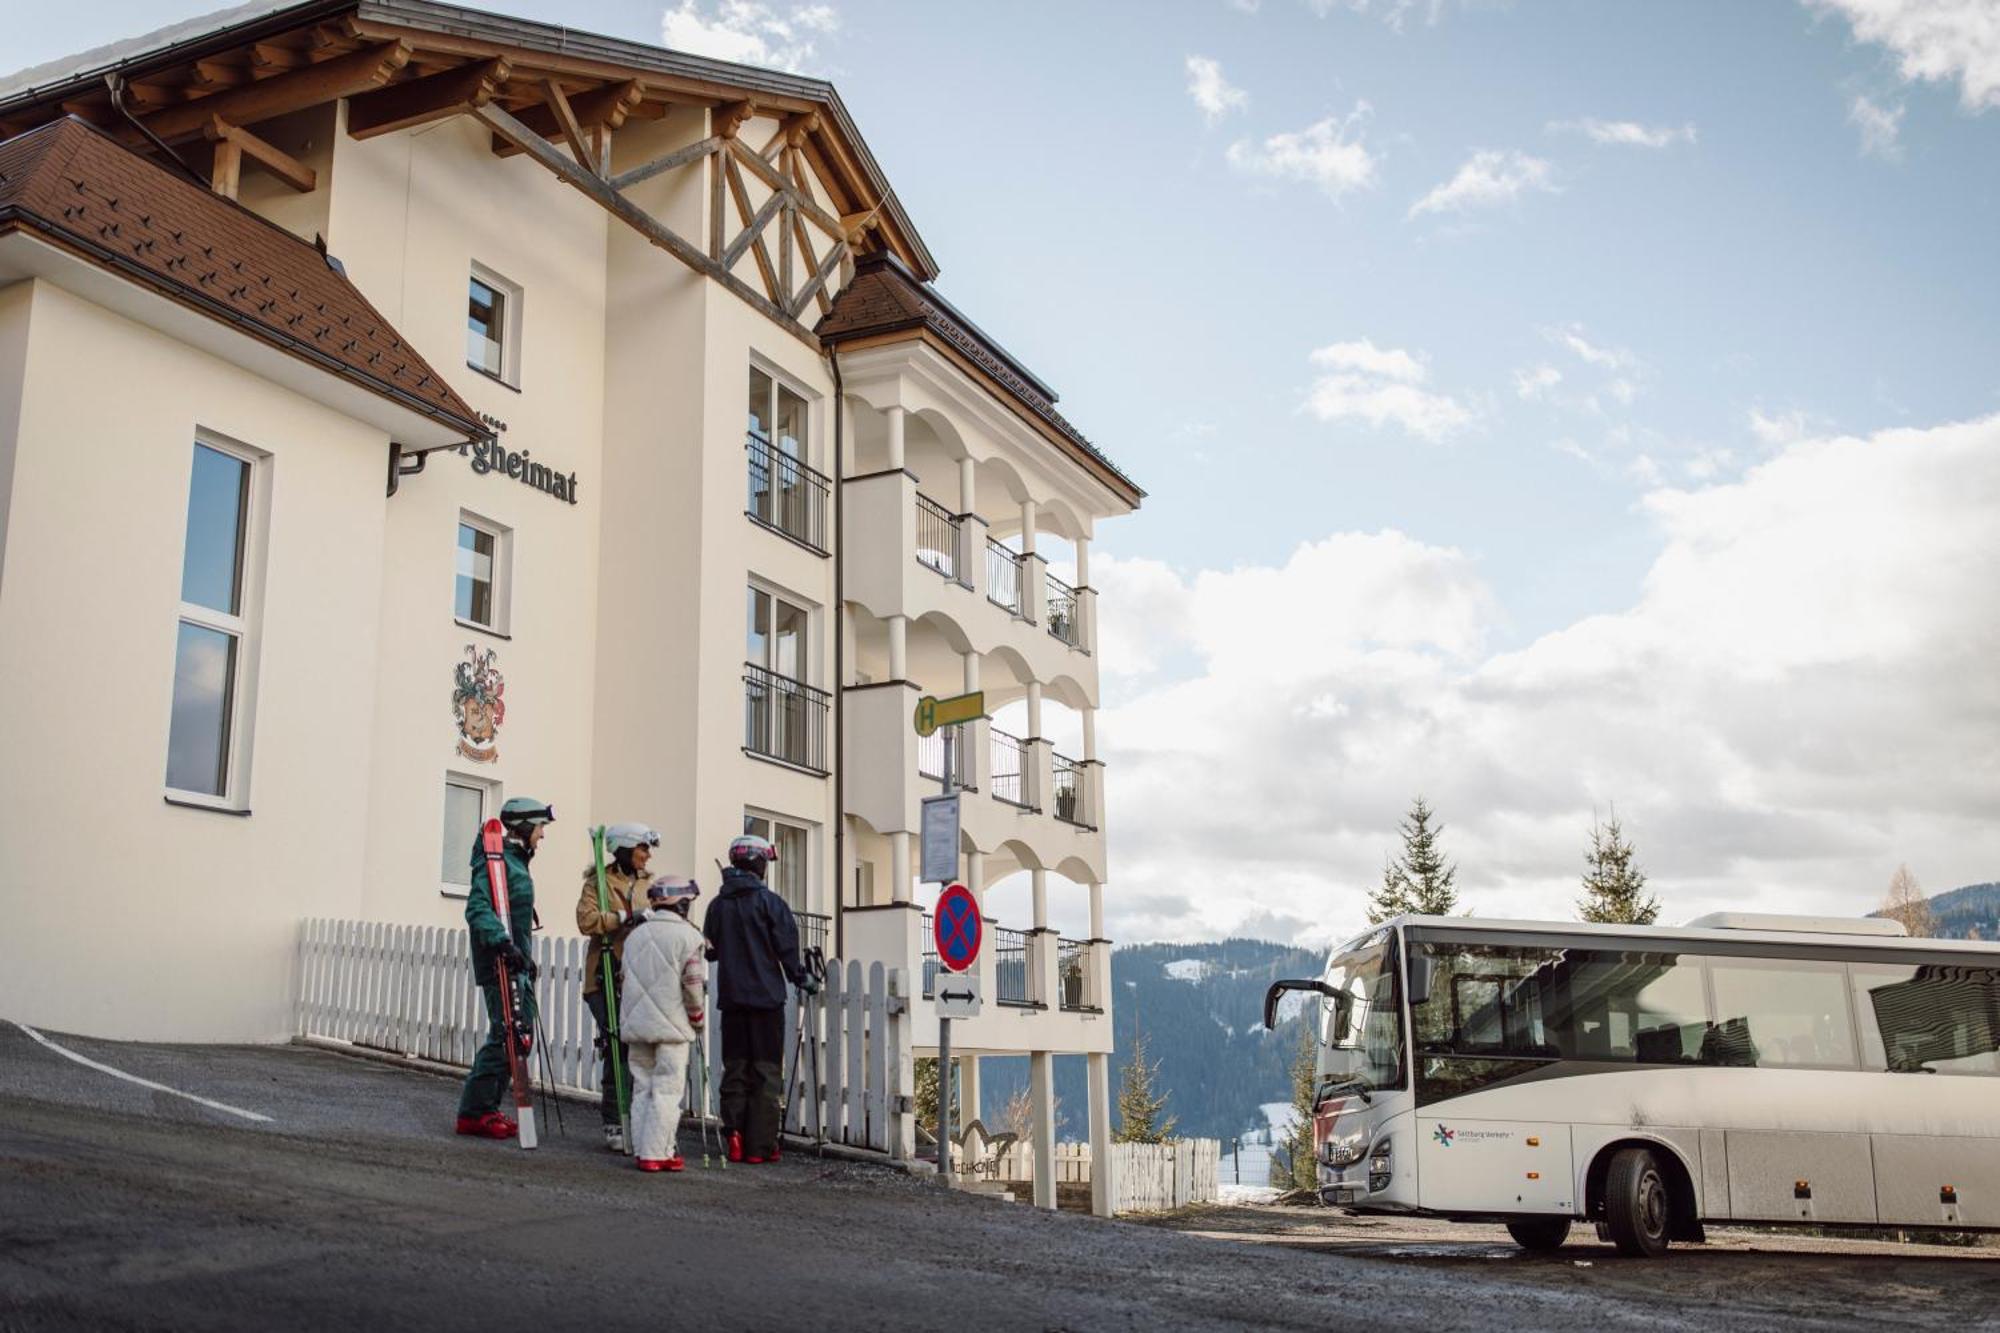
[935,973,982,1019]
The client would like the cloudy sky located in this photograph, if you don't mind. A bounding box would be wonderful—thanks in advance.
[17,0,2000,945]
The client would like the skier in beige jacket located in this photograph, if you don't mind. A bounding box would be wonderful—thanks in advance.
[618,875,709,1172]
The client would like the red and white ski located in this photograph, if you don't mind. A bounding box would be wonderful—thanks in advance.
[481,817,539,1150]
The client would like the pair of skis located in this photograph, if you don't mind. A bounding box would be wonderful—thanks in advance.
[480,817,539,1150]
[592,825,635,1157]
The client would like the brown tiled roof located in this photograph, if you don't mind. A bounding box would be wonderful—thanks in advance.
[0,117,484,442]
[819,253,1142,505]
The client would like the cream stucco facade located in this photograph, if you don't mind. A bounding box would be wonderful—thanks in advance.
[0,7,1138,1200]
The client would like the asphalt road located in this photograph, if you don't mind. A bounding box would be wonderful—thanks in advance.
[2,1023,1995,1331]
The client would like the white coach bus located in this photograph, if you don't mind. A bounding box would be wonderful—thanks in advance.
[1263,913,2000,1257]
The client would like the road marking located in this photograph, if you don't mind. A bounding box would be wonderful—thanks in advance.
[10,1021,273,1124]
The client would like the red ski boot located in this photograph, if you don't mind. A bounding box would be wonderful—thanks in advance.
[455,1112,518,1140]
[726,1131,744,1163]
[637,1158,667,1173]
[663,1156,686,1173]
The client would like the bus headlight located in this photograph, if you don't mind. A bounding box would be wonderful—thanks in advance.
[1367,1140,1392,1192]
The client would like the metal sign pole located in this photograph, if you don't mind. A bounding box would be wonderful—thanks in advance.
[937,721,952,1189]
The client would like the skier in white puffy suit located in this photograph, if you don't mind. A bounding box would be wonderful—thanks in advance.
[618,875,709,1172]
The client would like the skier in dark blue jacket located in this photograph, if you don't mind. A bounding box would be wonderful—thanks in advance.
[703,834,814,1162]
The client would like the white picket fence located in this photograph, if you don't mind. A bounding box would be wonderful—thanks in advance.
[989,1137,1220,1212]
[293,918,911,1157]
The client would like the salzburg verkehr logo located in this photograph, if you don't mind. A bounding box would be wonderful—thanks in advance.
[1433,1124,1455,1147]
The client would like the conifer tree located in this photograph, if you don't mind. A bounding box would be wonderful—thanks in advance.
[1368,796,1460,921]
[1274,1019,1320,1191]
[1576,812,1659,925]
[1114,1029,1178,1143]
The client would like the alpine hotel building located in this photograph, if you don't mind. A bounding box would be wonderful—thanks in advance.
[0,2,1141,1205]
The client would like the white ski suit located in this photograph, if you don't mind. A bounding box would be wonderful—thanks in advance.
[618,907,709,1162]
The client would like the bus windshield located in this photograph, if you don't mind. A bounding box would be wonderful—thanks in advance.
[1317,930,1406,1094]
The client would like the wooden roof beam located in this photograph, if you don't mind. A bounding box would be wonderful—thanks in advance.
[714,99,754,140]
[136,40,411,144]
[347,57,510,140]
[540,79,595,173]
[204,116,316,193]
[490,78,641,158]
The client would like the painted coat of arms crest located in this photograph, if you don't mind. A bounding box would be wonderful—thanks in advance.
[453,644,505,763]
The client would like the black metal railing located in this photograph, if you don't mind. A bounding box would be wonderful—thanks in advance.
[745,434,831,554]
[1052,751,1089,827]
[987,539,1023,614]
[915,493,963,582]
[1046,572,1081,647]
[994,927,1033,1006]
[917,723,972,789]
[1059,938,1097,1011]
[797,910,832,961]
[921,914,938,999]
[989,729,1030,807]
[743,664,831,774]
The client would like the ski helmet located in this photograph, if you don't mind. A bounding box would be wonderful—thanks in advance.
[500,798,555,828]
[646,875,700,910]
[606,822,661,853]
[727,833,778,872]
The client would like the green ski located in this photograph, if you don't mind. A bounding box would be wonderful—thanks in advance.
[593,824,634,1155]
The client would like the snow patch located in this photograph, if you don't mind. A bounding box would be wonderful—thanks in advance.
[1261,1101,1301,1138]
[1163,958,1212,983]
[1219,1183,1282,1205]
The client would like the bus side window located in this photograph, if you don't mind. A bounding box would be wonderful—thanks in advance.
[1851,962,2000,1076]
[1709,959,1857,1069]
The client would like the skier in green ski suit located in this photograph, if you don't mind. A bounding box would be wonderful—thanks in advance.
[455,797,555,1138]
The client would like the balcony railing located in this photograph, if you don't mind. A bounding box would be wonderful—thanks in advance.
[916,723,973,790]
[743,664,830,774]
[745,434,830,554]
[1046,572,1081,647]
[1052,751,1089,828]
[987,539,1023,615]
[915,493,963,583]
[994,927,1033,1006]
[1059,938,1098,1012]
[989,729,1030,808]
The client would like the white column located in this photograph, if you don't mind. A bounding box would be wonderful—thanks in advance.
[1031,868,1049,931]
[1075,535,1091,587]
[1030,1050,1057,1210]
[960,1055,982,1133]
[1019,499,1038,556]
[884,405,905,472]
[965,849,984,905]
[1082,707,1097,762]
[888,613,907,681]
[958,455,976,515]
[1088,1051,1115,1218]
[891,832,911,904]
[1026,680,1043,739]
[1088,881,1104,940]
[962,650,980,695]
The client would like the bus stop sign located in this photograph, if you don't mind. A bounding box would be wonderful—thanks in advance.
[933,883,981,973]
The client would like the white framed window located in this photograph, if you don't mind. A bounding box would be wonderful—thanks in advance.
[744,809,812,916]
[466,263,523,388]
[165,435,267,808]
[744,582,827,772]
[441,772,502,897]
[454,511,512,634]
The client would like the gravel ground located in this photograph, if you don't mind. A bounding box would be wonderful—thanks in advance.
[2,1023,1995,1331]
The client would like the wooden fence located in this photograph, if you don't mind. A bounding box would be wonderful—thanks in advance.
[989,1137,1220,1212]
[293,918,911,1157]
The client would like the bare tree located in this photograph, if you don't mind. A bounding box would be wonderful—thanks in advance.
[1881,863,1935,937]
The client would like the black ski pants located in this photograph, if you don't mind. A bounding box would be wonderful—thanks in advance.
[719,1005,785,1156]
[585,984,629,1127]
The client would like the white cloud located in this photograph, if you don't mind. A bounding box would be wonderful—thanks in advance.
[1309,0,1444,32]
[1548,118,1698,148]
[1185,55,1249,123]
[1226,104,1379,199]
[1515,364,1563,400]
[1408,149,1557,218]
[1097,414,2000,945]
[1849,92,1907,158]
[1226,0,1262,12]
[1749,406,1813,445]
[1806,0,2000,111]
[661,1,838,73]
[1304,339,1474,440]
[1548,322,1639,374]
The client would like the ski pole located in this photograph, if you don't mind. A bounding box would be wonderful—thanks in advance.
[532,989,565,1140]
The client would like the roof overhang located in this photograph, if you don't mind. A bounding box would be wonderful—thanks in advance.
[0,226,477,450]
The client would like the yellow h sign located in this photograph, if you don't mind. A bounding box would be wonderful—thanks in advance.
[914,691,985,737]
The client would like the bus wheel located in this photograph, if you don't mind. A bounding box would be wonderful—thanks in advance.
[1604,1147,1672,1258]
[1505,1218,1571,1252]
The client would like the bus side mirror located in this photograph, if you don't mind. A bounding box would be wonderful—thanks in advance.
[1263,978,1340,1030]
[1407,953,1434,1007]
